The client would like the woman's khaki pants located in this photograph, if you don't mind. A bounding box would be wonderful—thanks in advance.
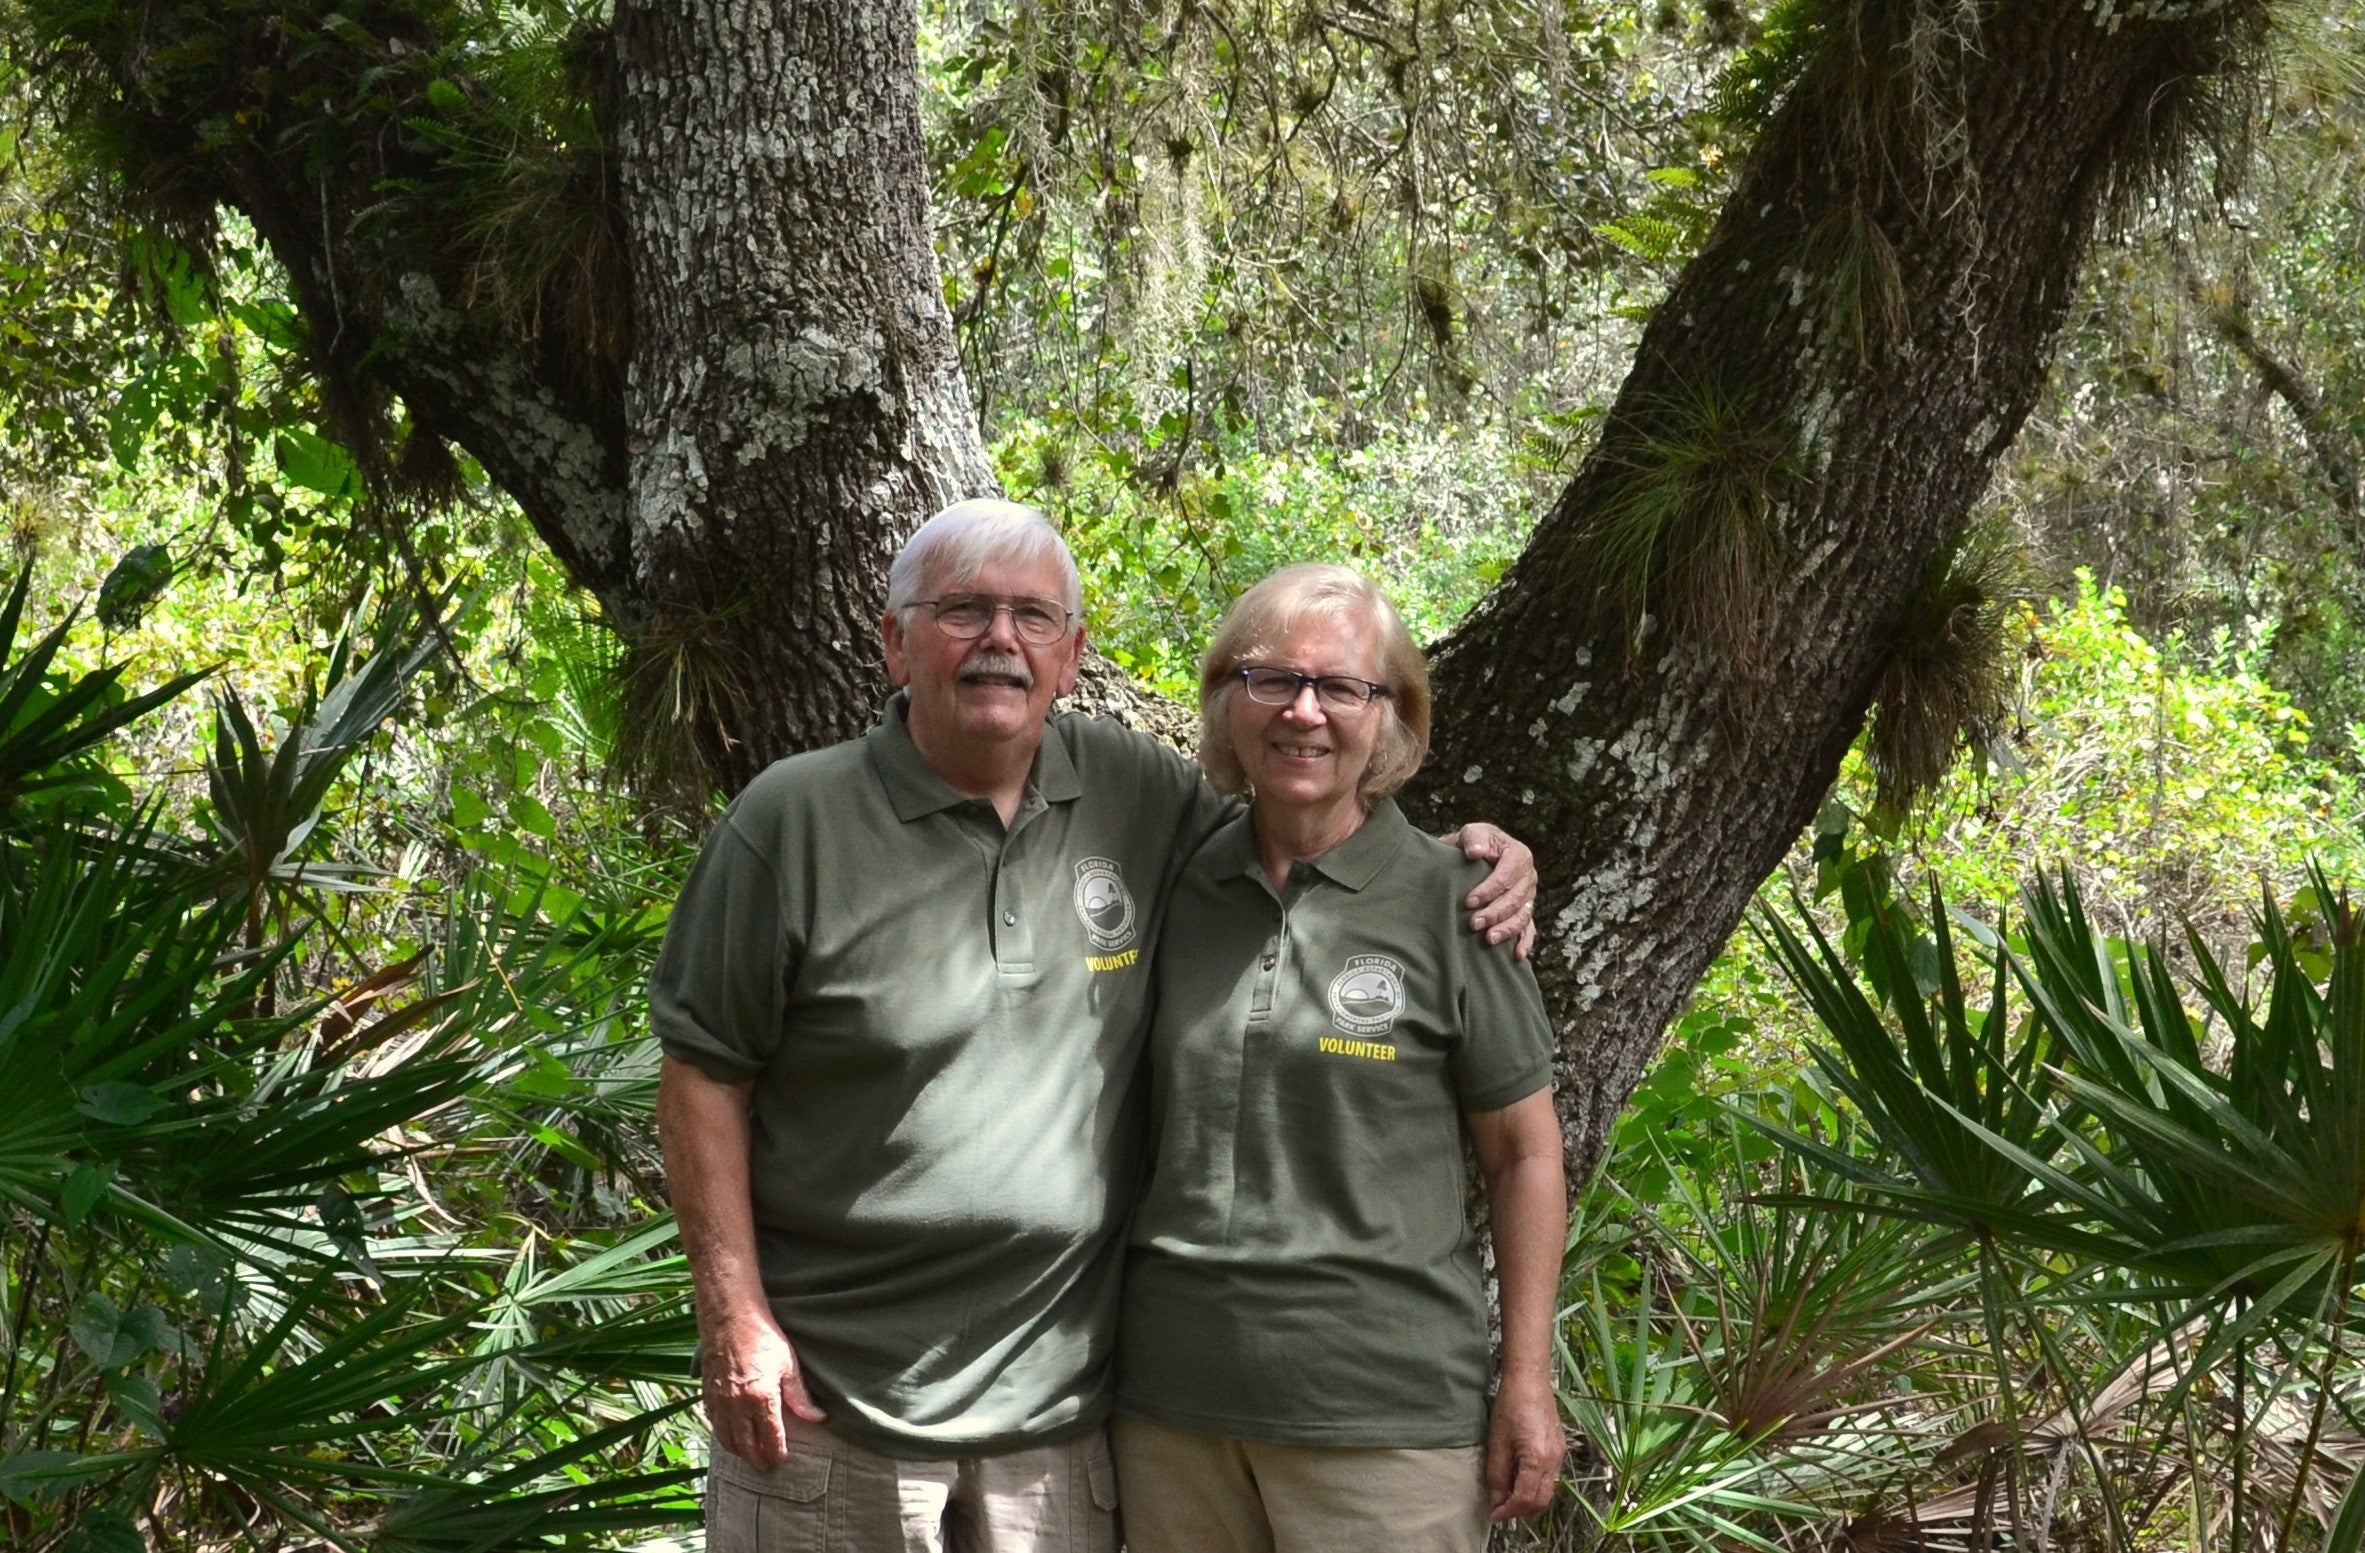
[1111,1414,1488,1553]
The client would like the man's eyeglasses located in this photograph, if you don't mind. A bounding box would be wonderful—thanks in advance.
[914,593,1075,647]
[1236,666,1391,715]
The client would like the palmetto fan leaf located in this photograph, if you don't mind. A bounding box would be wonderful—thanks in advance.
[1754,882,2066,1238]
[0,806,489,1261]
[0,812,268,1223]
[0,566,210,817]
[1649,1148,1956,1446]
[1558,1265,1849,1552]
[206,592,448,912]
[371,1402,702,1553]
[2013,867,2365,1327]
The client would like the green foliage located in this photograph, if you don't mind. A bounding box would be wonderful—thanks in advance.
[204,595,447,933]
[0,491,694,1551]
[925,0,1740,540]
[1845,575,2359,945]
[0,567,207,818]
[2010,868,2365,1325]
[1001,418,1538,692]
[1689,859,2365,1553]
[1755,870,2057,1239]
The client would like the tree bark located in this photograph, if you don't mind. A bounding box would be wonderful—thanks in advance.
[609,0,995,788]
[1402,0,2267,1181]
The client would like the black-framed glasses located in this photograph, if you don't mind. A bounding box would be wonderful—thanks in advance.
[915,593,1075,647]
[1236,665,1391,715]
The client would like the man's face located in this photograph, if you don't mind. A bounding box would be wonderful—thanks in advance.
[883,555,1086,751]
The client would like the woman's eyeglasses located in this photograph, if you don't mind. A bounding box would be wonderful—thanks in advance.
[1236,666,1391,714]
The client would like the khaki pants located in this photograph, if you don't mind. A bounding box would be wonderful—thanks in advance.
[1111,1414,1488,1553]
[706,1415,1119,1553]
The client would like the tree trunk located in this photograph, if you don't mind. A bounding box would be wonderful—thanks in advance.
[609,0,995,789]
[1401,0,2267,1181]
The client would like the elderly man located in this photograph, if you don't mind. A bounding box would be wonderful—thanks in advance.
[650,499,1535,1553]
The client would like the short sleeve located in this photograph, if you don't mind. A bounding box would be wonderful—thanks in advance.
[1447,871,1556,1113]
[1144,736,1239,886]
[1073,714,1241,888]
[648,812,796,1082]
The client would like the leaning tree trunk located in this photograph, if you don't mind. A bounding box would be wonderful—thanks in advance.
[1401,0,2269,1181]
[609,0,996,789]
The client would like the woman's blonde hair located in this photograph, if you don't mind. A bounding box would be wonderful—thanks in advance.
[1197,562,1431,803]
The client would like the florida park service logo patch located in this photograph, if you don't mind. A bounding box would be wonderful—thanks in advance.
[1328,954,1406,1036]
[1072,858,1138,952]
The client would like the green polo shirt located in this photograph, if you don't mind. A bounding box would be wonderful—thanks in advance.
[649,693,1229,1458]
[1116,800,1555,1449]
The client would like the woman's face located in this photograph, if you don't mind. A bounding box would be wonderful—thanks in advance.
[1225,610,1389,814]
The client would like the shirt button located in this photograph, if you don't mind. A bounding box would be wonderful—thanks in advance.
[1003,911,1018,926]
[1261,954,1277,970]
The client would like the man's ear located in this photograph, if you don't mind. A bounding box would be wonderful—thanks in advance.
[1053,624,1087,698]
[881,611,913,688]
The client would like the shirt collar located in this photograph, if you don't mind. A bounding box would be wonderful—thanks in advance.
[864,692,1081,822]
[1209,797,1412,892]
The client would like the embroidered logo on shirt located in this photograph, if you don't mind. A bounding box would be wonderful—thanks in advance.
[1072,857,1138,952]
[1327,954,1406,1037]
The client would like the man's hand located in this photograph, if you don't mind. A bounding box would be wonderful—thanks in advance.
[1484,1374,1565,1521]
[1445,823,1538,960]
[659,1058,825,1467]
[703,1311,826,1469]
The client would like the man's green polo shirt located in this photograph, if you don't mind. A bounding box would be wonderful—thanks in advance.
[649,693,1227,1458]
[1116,800,1555,1449]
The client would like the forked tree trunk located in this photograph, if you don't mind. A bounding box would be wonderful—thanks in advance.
[45,0,2267,1175]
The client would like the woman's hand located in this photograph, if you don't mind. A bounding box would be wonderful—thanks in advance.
[1485,1373,1565,1520]
[1470,1088,1568,1521]
[1443,823,1538,959]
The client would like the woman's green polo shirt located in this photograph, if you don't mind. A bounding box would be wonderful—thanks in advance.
[1116,799,1556,1449]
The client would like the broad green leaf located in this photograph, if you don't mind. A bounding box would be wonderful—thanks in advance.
[0,1450,90,1505]
[77,1081,165,1126]
[60,1161,112,1226]
[274,427,360,498]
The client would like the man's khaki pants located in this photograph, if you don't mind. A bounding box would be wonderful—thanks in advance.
[1111,1413,1488,1553]
[706,1415,1118,1553]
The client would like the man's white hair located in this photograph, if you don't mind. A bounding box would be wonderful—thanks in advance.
[886,498,1083,617]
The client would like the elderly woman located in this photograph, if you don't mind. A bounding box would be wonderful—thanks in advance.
[1114,564,1567,1553]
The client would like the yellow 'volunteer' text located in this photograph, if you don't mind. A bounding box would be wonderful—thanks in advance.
[1318,1035,1399,1062]
[1086,949,1140,973]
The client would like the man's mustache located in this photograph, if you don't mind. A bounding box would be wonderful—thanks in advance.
[957,653,1035,689]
